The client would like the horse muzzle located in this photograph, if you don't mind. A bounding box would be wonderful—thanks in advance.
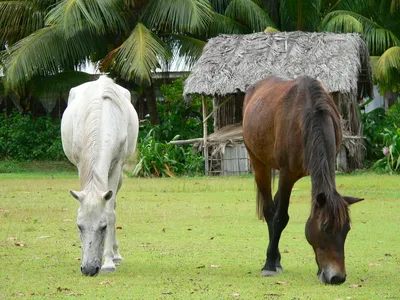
[81,264,101,276]
[319,268,346,285]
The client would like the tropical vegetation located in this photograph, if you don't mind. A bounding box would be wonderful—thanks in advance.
[1,0,400,174]
[1,0,399,93]
[361,98,400,173]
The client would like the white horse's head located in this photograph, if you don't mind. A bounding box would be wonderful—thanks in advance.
[70,189,113,276]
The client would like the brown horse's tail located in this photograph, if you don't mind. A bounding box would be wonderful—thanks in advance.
[256,169,275,220]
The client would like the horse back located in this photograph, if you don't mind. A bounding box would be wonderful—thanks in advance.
[243,75,340,177]
[61,77,138,168]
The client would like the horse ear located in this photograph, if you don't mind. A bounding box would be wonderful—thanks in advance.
[102,190,113,201]
[316,193,327,207]
[70,190,84,202]
[343,196,364,205]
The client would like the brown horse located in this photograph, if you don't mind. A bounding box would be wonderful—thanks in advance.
[243,75,363,284]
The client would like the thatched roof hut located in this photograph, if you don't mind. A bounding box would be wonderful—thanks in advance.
[184,31,372,98]
[184,31,374,170]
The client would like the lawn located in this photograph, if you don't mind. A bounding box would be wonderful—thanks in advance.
[0,170,399,299]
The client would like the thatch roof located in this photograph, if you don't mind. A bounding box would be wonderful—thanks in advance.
[184,31,373,99]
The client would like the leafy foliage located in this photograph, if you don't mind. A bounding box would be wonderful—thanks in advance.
[132,129,204,177]
[106,22,169,85]
[0,112,65,160]
[139,78,212,142]
[133,78,211,177]
[362,100,400,173]
[46,0,129,37]
[373,125,400,174]
[374,46,400,93]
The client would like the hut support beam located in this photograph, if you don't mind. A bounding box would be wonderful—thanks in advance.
[202,95,209,175]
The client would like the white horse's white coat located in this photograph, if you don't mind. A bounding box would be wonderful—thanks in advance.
[61,76,138,276]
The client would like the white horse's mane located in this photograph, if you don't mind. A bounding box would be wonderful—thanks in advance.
[79,77,126,191]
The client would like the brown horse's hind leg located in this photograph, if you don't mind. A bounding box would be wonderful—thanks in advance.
[262,169,297,276]
[247,151,280,275]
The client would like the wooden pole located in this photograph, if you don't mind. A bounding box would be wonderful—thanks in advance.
[202,95,209,175]
[169,138,204,145]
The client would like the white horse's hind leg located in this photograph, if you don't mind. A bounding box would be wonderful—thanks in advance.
[112,171,123,263]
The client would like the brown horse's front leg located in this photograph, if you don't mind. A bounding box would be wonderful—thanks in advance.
[262,172,295,276]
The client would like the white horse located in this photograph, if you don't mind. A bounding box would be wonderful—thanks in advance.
[61,76,138,276]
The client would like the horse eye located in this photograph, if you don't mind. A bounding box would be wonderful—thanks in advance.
[77,224,83,231]
[100,225,107,231]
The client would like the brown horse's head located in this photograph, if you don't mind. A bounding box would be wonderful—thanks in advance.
[305,193,363,284]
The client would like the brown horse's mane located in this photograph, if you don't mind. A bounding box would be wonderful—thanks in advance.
[299,76,349,231]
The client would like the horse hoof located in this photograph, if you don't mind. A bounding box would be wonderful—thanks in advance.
[261,269,277,277]
[276,267,283,274]
[113,257,123,263]
[101,265,116,273]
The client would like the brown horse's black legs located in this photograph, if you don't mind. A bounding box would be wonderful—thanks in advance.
[262,172,295,276]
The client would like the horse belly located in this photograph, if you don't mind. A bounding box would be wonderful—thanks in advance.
[243,102,278,169]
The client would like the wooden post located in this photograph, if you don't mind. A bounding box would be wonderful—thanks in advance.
[202,95,209,175]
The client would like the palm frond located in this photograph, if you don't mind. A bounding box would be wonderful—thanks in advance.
[375,46,400,92]
[46,0,129,37]
[110,22,169,84]
[0,1,45,47]
[209,0,232,14]
[280,0,323,31]
[142,0,213,35]
[329,0,371,15]
[320,13,363,33]
[2,25,105,88]
[225,0,275,32]
[208,12,250,36]
[321,10,400,55]
[170,34,206,68]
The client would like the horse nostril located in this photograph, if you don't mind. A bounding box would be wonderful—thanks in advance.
[95,266,100,274]
[80,266,84,274]
[330,275,346,285]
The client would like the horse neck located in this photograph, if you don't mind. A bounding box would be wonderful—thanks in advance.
[301,80,347,230]
[79,97,110,192]
[80,168,108,193]
[301,81,339,197]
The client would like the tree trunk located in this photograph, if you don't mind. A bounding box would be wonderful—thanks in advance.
[144,85,159,125]
[266,0,281,28]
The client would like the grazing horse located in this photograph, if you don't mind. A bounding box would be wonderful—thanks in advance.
[61,76,139,276]
[243,75,363,284]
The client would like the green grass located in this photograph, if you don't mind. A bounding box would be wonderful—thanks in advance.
[0,170,399,299]
[0,160,76,174]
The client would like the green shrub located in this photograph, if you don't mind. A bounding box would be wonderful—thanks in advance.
[373,125,400,173]
[0,112,65,160]
[134,78,209,177]
[138,78,212,142]
[132,129,204,177]
[362,100,400,173]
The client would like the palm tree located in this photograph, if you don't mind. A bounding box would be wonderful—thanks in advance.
[1,0,399,96]
[320,0,400,92]
[0,0,214,121]
[0,0,214,89]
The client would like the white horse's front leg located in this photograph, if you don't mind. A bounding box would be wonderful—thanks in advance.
[102,199,117,273]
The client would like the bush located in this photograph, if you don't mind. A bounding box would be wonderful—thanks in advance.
[0,112,65,160]
[134,78,210,177]
[132,129,204,177]
[138,78,212,142]
[362,100,400,173]
[373,125,400,173]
